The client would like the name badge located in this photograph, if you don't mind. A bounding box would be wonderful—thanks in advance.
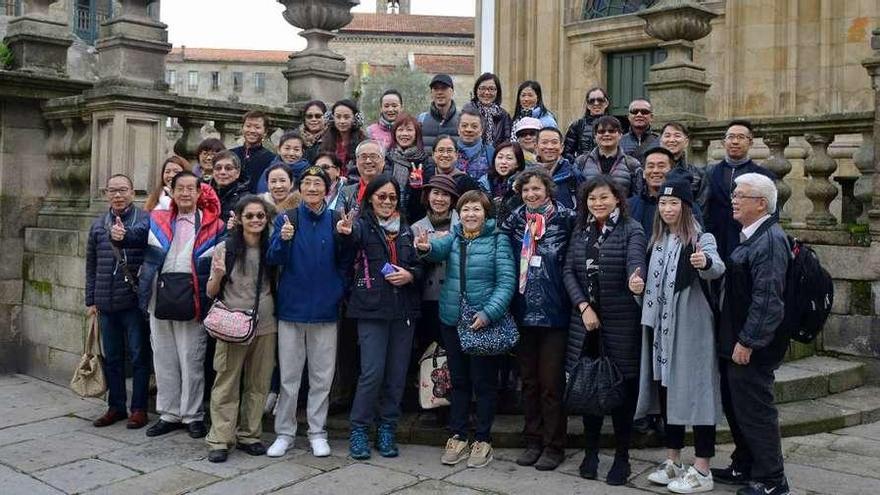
[529,255,542,268]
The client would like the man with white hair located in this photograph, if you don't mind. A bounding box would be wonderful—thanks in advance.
[712,172,790,495]
[336,140,387,218]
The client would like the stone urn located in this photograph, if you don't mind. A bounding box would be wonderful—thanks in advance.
[279,0,359,55]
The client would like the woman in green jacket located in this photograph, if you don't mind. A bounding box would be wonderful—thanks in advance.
[416,190,516,470]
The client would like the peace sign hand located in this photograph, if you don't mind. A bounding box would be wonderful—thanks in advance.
[414,229,431,252]
[280,214,295,241]
[336,210,354,235]
[409,163,424,188]
[628,267,645,295]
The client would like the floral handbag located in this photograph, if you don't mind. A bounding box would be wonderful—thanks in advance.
[203,255,263,345]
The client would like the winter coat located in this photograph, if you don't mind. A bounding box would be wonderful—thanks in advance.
[635,231,725,426]
[718,217,789,365]
[267,203,348,323]
[619,128,660,163]
[563,217,647,379]
[467,102,512,148]
[231,144,278,194]
[501,203,575,328]
[366,122,394,151]
[344,212,423,321]
[563,114,602,162]
[703,159,776,260]
[574,148,643,198]
[423,219,516,327]
[411,212,459,302]
[478,173,521,226]
[674,156,708,211]
[117,183,224,320]
[85,205,146,312]
[211,178,251,226]
[419,101,460,152]
[529,159,583,210]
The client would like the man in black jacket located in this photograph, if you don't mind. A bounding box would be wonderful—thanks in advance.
[231,110,277,193]
[713,172,790,495]
[86,174,150,429]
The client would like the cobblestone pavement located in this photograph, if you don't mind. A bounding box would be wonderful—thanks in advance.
[2,374,879,494]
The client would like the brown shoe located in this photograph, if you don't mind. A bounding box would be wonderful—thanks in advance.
[93,409,127,427]
[126,410,148,429]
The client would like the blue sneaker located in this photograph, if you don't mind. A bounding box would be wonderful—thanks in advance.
[376,422,399,458]
[349,425,371,460]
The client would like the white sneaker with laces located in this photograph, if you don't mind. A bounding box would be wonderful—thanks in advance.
[310,437,331,457]
[668,466,714,494]
[267,435,293,458]
[648,459,685,485]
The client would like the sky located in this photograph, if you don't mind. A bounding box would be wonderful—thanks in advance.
[162,0,476,51]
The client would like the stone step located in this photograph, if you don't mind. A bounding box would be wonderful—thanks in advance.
[773,355,865,403]
[315,385,880,449]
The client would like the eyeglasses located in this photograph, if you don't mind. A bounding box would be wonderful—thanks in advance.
[214,164,238,171]
[587,97,606,104]
[629,108,652,115]
[477,85,497,93]
[374,193,398,203]
[725,134,751,142]
[434,148,457,155]
[357,153,381,162]
[106,188,131,196]
[595,128,619,135]
[243,212,267,220]
[305,113,323,120]
[320,164,336,171]
[730,192,764,201]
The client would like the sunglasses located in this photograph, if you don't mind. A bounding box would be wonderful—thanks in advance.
[243,212,266,220]
[629,108,652,115]
[374,193,398,203]
[305,113,324,119]
[587,98,606,104]
[595,128,619,135]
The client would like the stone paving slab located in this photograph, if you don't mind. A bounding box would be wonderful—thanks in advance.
[32,458,138,494]
[97,430,207,473]
[0,464,63,495]
[784,462,880,495]
[389,479,489,494]
[188,459,320,495]
[0,381,101,429]
[85,419,157,445]
[271,462,419,495]
[83,465,219,495]
[0,416,90,447]
[184,450,287,479]
[833,420,880,441]
[363,443,469,480]
[786,443,880,480]
[0,430,128,472]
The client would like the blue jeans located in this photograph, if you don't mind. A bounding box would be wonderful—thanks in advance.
[441,324,499,442]
[99,308,150,412]
[349,318,414,429]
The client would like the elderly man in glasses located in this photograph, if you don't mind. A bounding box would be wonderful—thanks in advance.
[620,98,661,164]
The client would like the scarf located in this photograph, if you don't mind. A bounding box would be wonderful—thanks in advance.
[518,200,554,294]
[427,210,452,231]
[378,114,395,131]
[477,102,502,143]
[377,213,401,265]
[457,139,489,178]
[724,154,751,167]
[356,178,369,204]
[462,229,480,240]
[387,145,428,171]
[641,233,683,385]
[299,124,326,149]
[582,207,621,306]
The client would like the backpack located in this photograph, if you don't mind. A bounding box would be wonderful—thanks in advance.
[780,236,834,343]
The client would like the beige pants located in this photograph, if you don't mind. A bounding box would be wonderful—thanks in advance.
[206,333,276,450]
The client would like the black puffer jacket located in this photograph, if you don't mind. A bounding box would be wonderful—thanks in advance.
[85,206,146,312]
[563,217,647,378]
[211,178,250,225]
[501,203,575,328]
[563,114,601,162]
[345,212,423,321]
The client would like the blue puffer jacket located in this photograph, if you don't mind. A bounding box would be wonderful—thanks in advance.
[423,219,516,326]
[501,203,575,328]
[86,205,146,312]
[527,159,584,210]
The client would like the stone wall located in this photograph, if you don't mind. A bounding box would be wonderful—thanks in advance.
[164,60,288,108]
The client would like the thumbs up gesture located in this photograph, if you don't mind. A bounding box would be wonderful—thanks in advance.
[280,214,295,241]
[414,229,431,252]
[336,210,353,235]
[409,163,424,188]
[628,267,645,295]
[226,210,237,231]
[690,241,707,269]
[110,215,126,241]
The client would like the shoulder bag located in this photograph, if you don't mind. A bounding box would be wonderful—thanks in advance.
[418,342,451,409]
[203,252,264,345]
[564,329,625,416]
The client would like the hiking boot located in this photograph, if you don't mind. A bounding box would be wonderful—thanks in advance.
[376,422,399,458]
[579,449,600,479]
[349,426,371,460]
[606,454,631,486]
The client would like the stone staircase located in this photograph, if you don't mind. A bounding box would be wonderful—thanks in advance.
[316,355,880,448]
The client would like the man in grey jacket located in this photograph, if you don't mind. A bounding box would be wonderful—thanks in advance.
[713,173,790,495]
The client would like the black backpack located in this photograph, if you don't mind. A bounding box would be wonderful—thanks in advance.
[780,236,834,343]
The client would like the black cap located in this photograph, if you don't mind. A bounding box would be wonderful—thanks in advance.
[298,165,331,190]
[658,178,694,208]
[429,74,454,89]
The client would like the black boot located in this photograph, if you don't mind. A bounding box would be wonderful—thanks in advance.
[578,449,600,479]
[606,453,631,486]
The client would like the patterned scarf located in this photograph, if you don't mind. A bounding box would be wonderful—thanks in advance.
[378,114,395,131]
[477,102,502,143]
[518,200,554,294]
[582,207,621,306]
[641,233,683,385]
[386,145,428,171]
[299,124,326,149]
[457,139,490,179]
[378,212,401,265]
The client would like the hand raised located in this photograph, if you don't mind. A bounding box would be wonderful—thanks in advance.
[336,210,353,235]
[628,267,644,295]
[409,163,424,188]
[110,215,126,241]
[414,229,430,251]
[226,210,237,231]
[280,214,295,241]
[690,241,707,269]
[211,244,226,278]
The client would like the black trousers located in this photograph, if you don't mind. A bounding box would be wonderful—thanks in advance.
[518,326,568,452]
[719,359,785,483]
[659,385,716,458]
[582,377,639,457]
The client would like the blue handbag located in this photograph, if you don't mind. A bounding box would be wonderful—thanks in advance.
[456,236,518,356]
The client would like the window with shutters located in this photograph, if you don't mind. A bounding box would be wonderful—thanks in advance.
[187,71,199,92]
[233,72,244,93]
[211,72,220,91]
[606,48,666,124]
[254,72,266,94]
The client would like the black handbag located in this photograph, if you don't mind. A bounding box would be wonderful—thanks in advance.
[154,272,196,321]
[564,330,625,416]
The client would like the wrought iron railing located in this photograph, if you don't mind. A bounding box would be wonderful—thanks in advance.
[73,1,113,45]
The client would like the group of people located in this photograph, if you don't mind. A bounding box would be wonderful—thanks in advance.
[85,72,791,495]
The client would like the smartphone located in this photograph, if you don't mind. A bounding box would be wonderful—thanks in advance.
[381,262,398,276]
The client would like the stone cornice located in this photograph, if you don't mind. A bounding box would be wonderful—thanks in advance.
[0,70,93,100]
[333,34,473,46]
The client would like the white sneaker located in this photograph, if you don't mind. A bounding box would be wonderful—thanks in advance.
[668,466,714,494]
[264,392,278,415]
[310,437,331,457]
[648,459,685,485]
[267,435,293,457]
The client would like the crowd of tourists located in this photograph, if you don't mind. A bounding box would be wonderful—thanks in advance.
[85,72,790,495]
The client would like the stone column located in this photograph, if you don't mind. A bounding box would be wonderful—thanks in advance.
[803,134,840,228]
[2,0,73,76]
[862,28,880,237]
[638,0,718,122]
[278,0,359,105]
[763,133,793,223]
[95,0,172,89]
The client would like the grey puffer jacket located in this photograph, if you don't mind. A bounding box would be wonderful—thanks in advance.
[563,217,647,378]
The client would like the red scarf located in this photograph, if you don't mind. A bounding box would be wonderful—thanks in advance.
[356,178,368,203]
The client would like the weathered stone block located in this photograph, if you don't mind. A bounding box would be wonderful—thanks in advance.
[833,279,852,314]
[273,463,417,495]
[21,304,84,353]
[0,430,127,473]
[813,244,880,281]
[24,281,82,313]
[25,228,82,256]
[26,252,86,289]
[0,280,22,305]
[0,238,24,280]
[85,466,219,495]
[33,459,138,494]
[822,314,880,358]
[0,464,62,495]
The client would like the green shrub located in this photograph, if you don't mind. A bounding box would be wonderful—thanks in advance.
[0,42,13,69]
